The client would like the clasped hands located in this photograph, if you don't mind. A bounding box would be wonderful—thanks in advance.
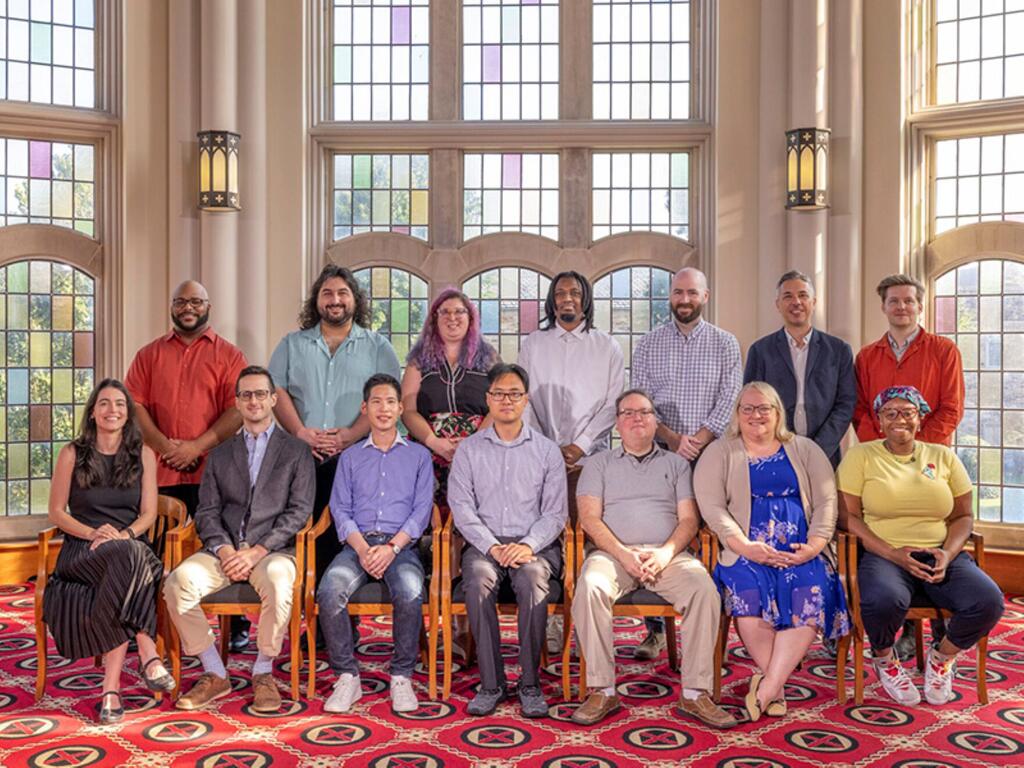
[891,546,950,583]
[161,438,203,472]
[89,523,132,550]
[488,542,535,568]
[217,544,268,582]
[619,545,673,585]
[297,426,352,461]
[358,544,398,580]
[737,539,818,568]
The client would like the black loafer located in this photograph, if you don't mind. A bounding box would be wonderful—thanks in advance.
[229,617,251,653]
[141,657,176,692]
[98,691,124,724]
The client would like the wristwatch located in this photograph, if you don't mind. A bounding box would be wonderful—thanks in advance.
[390,542,402,555]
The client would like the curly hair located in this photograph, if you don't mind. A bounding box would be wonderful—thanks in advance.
[406,287,497,373]
[298,264,370,330]
[73,379,144,489]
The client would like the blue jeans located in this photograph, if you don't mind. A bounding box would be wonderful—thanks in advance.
[317,535,425,678]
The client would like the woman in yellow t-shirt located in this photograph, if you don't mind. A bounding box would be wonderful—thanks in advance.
[837,386,1003,708]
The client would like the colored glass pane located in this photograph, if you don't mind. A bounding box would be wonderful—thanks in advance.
[333,153,429,241]
[933,133,1024,236]
[463,152,558,241]
[354,266,429,373]
[0,137,97,231]
[462,267,550,364]
[592,151,690,241]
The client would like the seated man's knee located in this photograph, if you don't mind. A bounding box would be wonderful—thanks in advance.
[859,579,910,617]
[463,556,500,594]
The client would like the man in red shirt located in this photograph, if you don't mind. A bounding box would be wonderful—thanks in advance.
[853,274,964,446]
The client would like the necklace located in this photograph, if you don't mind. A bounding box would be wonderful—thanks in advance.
[883,439,917,463]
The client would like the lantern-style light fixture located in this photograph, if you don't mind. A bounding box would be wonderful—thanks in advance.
[197,130,241,211]
[786,128,830,210]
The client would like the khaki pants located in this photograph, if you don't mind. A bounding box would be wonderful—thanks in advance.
[163,551,296,658]
[571,548,720,691]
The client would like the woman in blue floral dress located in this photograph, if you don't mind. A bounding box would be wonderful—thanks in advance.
[695,382,849,722]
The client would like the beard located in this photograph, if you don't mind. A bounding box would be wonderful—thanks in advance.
[672,301,703,325]
[171,309,210,332]
[558,311,578,324]
[319,304,354,327]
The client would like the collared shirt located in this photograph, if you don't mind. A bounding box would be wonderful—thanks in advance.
[631,319,743,438]
[577,445,693,546]
[330,431,435,542]
[243,422,275,488]
[787,328,813,436]
[887,327,920,362]
[447,424,568,555]
[124,327,248,487]
[518,323,625,457]
[268,324,401,430]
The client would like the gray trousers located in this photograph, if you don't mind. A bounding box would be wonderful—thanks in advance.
[461,539,562,690]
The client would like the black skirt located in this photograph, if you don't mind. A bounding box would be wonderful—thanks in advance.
[43,536,163,660]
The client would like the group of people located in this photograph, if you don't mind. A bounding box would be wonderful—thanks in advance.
[41,262,1004,728]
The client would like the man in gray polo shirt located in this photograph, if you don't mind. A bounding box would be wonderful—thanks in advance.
[570,389,736,728]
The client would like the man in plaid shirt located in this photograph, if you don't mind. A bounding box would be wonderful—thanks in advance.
[629,267,742,658]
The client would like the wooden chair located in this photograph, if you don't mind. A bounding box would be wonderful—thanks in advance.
[302,504,442,699]
[34,494,188,701]
[439,516,575,701]
[836,531,991,705]
[164,515,311,701]
[572,518,686,700]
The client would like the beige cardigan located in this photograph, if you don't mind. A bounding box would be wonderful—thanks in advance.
[693,435,838,567]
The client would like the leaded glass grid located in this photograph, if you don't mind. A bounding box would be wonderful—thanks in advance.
[933,133,1024,236]
[593,0,690,120]
[331,0,429,121]
[935,258,1024,524]
[354,266,429,364]
[0,137,95,234]
[0,0,96,108]
[0,259,95,516]
[462,0,559,121]
[462,267,550,364]
[333,153,430,241]
[592,151,689,241]
[592,265,672,379]
[463,152,558,241]
[933,0,1024,105]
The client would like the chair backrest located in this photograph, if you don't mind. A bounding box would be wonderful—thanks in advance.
[151,495,187,566]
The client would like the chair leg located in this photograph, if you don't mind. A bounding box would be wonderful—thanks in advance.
[913,620,925,672]
[665,615,679,672]
[561,605,571,702]
[290,606,301,701]
[35,622,47,702]
[219,616,230,664]
[168,620,182,700]
[428,607,439,701]
[836,633,851,704]
[712,613,729,703]
[306,613,318,700]
[578,652,587,702]
[853,632,865,705]
[977,634,989,705]
[442,605,453,700]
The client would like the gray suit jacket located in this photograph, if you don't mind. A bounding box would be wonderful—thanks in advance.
[195,426,315,554]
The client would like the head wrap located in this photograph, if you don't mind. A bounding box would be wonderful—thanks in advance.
[873,385,932,416]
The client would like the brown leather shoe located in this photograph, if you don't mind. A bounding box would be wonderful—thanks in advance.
[571,690,623,725]
[175,672,231,710]
[251,673,282,713]
[677,692,739,729]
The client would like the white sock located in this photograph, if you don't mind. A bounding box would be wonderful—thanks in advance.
[198,645,227,678]
[681,687,702,700]
[601,686,616,696]
[252,653,274,676]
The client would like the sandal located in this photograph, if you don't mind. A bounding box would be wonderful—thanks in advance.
[98,691,124,724]
[764,698,787,717]
[744,672,764,723]
[141,657,176,693]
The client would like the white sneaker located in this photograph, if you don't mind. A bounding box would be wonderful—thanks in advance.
[390,675,419,713]
[546,615,564,655]
[924,647,956,705]
[873,657,921,706]
[324,673,362,713]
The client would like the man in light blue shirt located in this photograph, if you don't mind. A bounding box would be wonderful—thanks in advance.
[448,363,567,718]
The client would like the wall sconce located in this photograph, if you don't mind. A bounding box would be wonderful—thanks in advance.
[786,128,829,210]
[197,130,241,211]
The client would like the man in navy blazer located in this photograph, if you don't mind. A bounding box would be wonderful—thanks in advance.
[744,271,855,468]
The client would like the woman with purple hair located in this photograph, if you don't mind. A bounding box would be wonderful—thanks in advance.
[401,288,499,507]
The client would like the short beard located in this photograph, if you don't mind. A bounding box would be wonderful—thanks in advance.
[172,310,209,332]
[672,303,702,325]
[558,311,578,325]
[319,306,353,327]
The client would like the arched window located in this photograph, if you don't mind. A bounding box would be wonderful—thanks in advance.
[592,264,672,381]
[353,266,429,364]
[1,258,95,516]
[462,266,550,364]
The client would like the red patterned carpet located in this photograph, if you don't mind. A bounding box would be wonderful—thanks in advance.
[1,584,1023,768]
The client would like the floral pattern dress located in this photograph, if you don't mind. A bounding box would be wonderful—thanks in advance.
[713,446,849,638]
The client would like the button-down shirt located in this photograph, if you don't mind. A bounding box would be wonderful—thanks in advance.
[330,431,435,542]
[631,319,743,438]
[243,422,275,488]
[887,327,921,362]
[268,324,401,430]
[787,328,813,435]
[447,424,567,555]
[518,324,625,457]
[124,327,248,487]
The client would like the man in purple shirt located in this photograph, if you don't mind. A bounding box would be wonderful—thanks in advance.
[448,363,568,718]
[317,374,435,714]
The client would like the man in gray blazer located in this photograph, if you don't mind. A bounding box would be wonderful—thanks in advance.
[164,365,315,712]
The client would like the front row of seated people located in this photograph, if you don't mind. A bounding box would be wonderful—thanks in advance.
[44,368,1003,725]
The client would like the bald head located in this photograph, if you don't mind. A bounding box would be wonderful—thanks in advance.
[673,267,708,292]
[170,280,211,335]
[173,280,209,301]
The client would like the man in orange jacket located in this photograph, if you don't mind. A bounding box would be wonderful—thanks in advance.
[853,274,964,446]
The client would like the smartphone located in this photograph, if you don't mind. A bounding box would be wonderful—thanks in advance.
[910,551,936,567]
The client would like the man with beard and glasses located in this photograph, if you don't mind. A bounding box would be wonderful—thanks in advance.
[269,264,401,588]
[125,280,250,650]
[629,267,742,660]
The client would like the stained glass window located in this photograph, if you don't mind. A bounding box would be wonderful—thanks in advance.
[331,0,429,121]
[462,0,559,120]
[933,0,1024,105]
[0,0,96,108]
[592,151,689,240]
[933,133,1024,235]
[354,266,429,364]
[0,259,94,515]
[593,0,690,120]
[462,266,550,363]
[463,152,558,241]
[592,265,672,379]
[333,153,430,241]
[935,258,1024,525]
[0,137,95,234]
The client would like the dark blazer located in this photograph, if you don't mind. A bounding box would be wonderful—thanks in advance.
[195,425,315,554]
[744,328,856,467]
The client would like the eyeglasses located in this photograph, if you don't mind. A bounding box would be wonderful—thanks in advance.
[172,298,208,310]
[739,404,775,416]
[617,408,655,419]
[487,390,525,402]
[237,389,271,402]
[879,408,919,420]
[437,308,469,319]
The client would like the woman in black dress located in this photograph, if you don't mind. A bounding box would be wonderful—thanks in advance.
[43,379,172,723]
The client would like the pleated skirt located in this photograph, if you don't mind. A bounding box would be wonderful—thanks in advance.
[43,536,163,660]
